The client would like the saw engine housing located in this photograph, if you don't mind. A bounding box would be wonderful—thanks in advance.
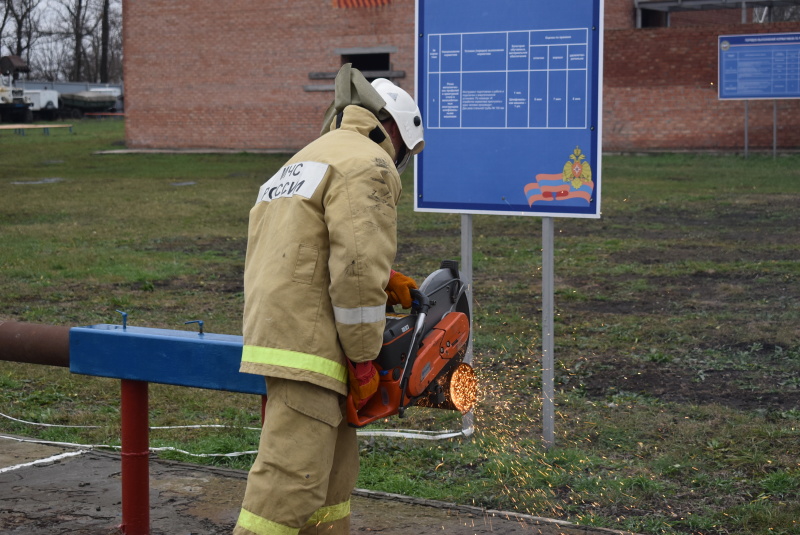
[346,260,476,428]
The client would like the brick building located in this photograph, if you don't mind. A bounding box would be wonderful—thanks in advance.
[123,0,800,152]
[603,0,800,152]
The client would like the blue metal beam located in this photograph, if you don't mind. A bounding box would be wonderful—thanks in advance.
[69,324,265,395]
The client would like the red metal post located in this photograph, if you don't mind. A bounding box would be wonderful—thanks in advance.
[120,379,150,535]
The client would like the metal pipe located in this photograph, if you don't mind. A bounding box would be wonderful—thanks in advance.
[744,100,749,159]
[0,320,70,367]
[773,99,777,160]
[460,213,474,436]
[120,379,150,535]
[542,217,555,449]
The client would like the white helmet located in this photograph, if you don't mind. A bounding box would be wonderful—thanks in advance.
[371,78,424,172]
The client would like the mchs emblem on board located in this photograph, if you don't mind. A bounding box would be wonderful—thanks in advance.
[524,146,595,207]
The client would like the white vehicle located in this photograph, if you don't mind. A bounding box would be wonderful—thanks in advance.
[25,89,59,120]
[0,84,33,123]
[0,55,33,122]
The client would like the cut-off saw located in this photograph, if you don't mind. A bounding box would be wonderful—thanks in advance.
[347,260,478,428]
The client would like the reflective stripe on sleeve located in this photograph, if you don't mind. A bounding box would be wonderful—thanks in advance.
[307,499,351,525]
[241,345,348,385]
[332,303,385,325]
[236,508,299,535]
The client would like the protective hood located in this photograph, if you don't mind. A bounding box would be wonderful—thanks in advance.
[319,64,389,136]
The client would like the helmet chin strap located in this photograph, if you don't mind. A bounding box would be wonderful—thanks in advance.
[394,150,411,175]
[395,145,411,174]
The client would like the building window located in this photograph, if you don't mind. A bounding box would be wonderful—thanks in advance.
[336,46,401,81]
[341,52,390,81]
[305,46,404,92]
[641,10,669,28]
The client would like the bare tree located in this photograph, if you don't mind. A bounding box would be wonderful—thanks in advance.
[5,0,43,60]
[49,0,121,82]
[99,0,108,81]
[74,0,120,82]
[2,0,122,82]
[105,1,122,81]
[30,38,70,81]
[51,0,100,81]
[1,2,13,57]
[755,6,800,23]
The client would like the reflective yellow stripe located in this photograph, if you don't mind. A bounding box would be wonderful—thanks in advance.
[307,499,351,525]
[236,508,299,535]
[242,345,348,385]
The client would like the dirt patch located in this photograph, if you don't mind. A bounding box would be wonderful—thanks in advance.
[144,235,247,257]
[582,356,800,412]
[444,194,800,416]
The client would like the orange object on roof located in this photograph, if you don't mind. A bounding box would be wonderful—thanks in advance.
[333,0,390,7]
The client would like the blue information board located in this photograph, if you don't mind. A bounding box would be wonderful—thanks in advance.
[719,32,800,100]
[416,0,603,218]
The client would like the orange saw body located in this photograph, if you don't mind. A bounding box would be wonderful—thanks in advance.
[347,260,477,428]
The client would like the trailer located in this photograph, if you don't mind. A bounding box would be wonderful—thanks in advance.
[60,88,119,117]
[25,89,60,120]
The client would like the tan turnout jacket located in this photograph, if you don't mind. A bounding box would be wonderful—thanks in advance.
[240,105,401,395]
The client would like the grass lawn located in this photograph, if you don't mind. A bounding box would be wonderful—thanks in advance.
[1,120,799,535]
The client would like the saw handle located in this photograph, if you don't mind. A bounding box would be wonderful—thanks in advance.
[409,288,430,314]
[397,289,430,417]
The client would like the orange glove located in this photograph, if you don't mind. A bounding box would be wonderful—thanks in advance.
[385,270,417,309]
[347,360,379,409]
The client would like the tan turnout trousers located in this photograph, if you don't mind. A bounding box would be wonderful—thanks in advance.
[234,378,359,535]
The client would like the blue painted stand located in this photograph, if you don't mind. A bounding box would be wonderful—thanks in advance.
[69,324,265,395]
[68,324,265,535]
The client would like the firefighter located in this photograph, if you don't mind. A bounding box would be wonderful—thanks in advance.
[233,66,424,535]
